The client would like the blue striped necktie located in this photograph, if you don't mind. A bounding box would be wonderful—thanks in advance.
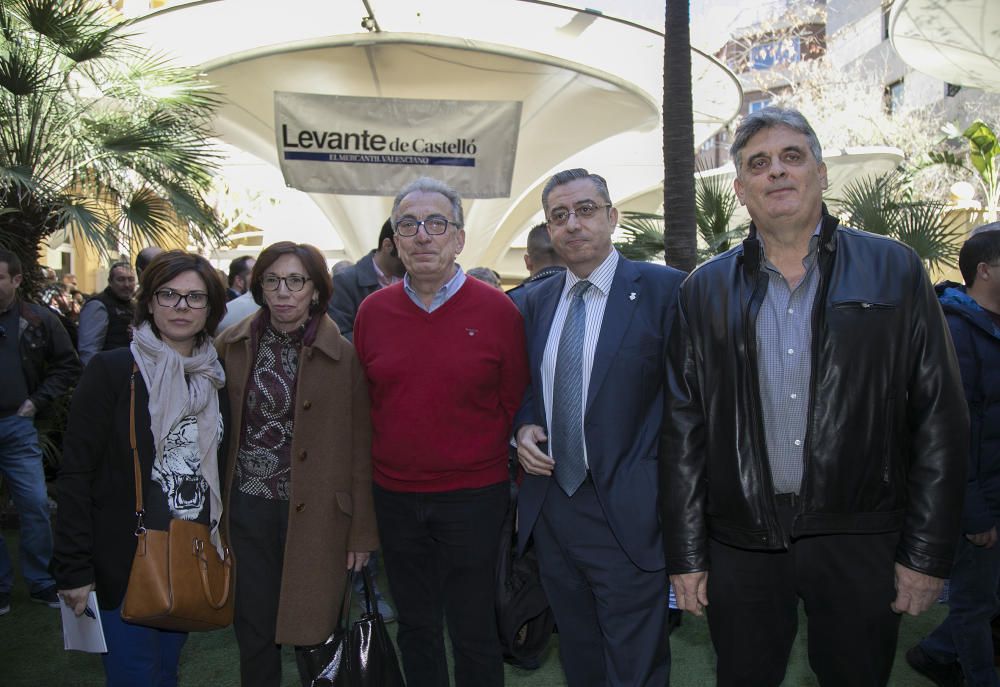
[551,279,592,496]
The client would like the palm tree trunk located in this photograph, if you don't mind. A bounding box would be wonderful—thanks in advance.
[663,0,698,272]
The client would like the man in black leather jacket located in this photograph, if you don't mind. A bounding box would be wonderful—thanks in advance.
[659,107,968,687]
[0,249,80,614]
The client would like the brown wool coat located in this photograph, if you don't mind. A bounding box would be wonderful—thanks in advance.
[216,313,378,645]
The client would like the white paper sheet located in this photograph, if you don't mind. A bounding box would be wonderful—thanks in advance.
[60,591,107,653]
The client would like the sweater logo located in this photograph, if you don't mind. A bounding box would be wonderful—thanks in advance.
[466,328,478,336]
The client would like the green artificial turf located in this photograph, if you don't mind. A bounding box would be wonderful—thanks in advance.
[0,529,970,686]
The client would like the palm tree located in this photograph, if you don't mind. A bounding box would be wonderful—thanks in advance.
[832,172,963,273]
[662,0,697,272]
[694,172,748,257]
[0,0,224,295]
[615,211,666,262]
[614,175,748,263]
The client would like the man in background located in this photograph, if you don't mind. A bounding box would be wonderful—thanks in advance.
[226,255,256,301]
[0,249,80,615]
[134,246,163,276]
[908,224,1000,687]
[328,219,405,341]
[506,222,566,308]
[76,261,135,366]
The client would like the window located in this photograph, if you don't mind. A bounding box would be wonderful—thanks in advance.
[750,37,802,70]
[748,98,772,114]
[884,79,904,114]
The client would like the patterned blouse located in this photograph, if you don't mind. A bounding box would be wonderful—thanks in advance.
[235,323,303,500]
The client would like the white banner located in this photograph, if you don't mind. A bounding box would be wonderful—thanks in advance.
[274,92,522,198]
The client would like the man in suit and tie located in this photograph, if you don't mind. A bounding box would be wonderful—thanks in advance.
[515,168,685,686]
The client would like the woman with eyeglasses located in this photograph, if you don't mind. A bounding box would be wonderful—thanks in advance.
[214,241,377,687]
[53,251,229,686]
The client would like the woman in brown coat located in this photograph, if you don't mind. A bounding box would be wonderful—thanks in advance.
[215,241,377,687]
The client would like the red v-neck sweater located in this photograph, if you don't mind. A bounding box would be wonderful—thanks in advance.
[354,278,529,492]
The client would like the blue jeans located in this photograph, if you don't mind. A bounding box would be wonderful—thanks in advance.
[100,606,188,687]
[921,533,1000,687]
[0,414,55,594]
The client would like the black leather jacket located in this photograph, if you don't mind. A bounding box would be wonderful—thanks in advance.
[16,299,81,414]
[660,214,968,579]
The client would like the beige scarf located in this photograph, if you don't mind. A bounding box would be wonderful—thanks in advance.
[130,322,226,555]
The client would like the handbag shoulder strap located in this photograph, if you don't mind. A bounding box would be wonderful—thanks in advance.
[339,571,354,629]
[130,363,146,535]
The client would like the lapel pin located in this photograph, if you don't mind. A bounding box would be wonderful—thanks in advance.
[629,292,637,301]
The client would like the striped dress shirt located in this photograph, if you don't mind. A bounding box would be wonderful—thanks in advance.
[541,249,619,468]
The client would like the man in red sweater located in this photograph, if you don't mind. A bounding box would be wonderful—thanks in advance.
[353,177,529,687]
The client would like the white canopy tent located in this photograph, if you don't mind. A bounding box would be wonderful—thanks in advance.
[126,0,742,273]
[890,0,1000,93]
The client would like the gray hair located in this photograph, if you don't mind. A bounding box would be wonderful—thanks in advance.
[391,177,464,228]
[541,168,612,215]
[730,107,823,171]
[466,266,502,289]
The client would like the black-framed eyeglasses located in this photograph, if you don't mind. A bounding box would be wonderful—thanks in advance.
[394,217,454,237]
[260,274,311,292]
[547,203,612,227]
[154,289,209,309]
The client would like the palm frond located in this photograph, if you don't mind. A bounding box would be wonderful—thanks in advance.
[695,174,747,254]
[831,173,901,236]
[0,162,37,192]
[832,171,962,270]
[892,201,963,272]
[0,0,224,269]
[614,211,664,262]
[57,192,117,255]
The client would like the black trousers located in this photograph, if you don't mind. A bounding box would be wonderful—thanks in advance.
[373,482,508,687]
[229,490,291,687]
[706,495,902,687]
[533,478,671,687]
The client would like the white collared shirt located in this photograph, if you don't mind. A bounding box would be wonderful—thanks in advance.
[540,249,619,468]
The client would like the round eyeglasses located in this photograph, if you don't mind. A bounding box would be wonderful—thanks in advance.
[547,203,612,227]
[260,274,311,292]
[394,217,454,237]
[154,289,209,309]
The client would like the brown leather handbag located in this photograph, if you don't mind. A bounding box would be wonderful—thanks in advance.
[120,367,234,632]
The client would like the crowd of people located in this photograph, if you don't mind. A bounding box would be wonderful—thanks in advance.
[0,106,997,687]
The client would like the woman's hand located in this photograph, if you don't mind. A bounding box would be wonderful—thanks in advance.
[346,551,371,572]
[59,583,95,616]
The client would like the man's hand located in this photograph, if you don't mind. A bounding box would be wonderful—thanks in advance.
[16,399,36,418]
[966,526,998,548]
[59,583,95,616]
[516,424,555,476]
[670,571,709,617]
[891,564,944,616]
[346,551,371,572]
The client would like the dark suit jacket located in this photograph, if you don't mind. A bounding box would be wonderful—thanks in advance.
[328,252,381,341]
[506,266,566,311]
[515,255,684,572]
